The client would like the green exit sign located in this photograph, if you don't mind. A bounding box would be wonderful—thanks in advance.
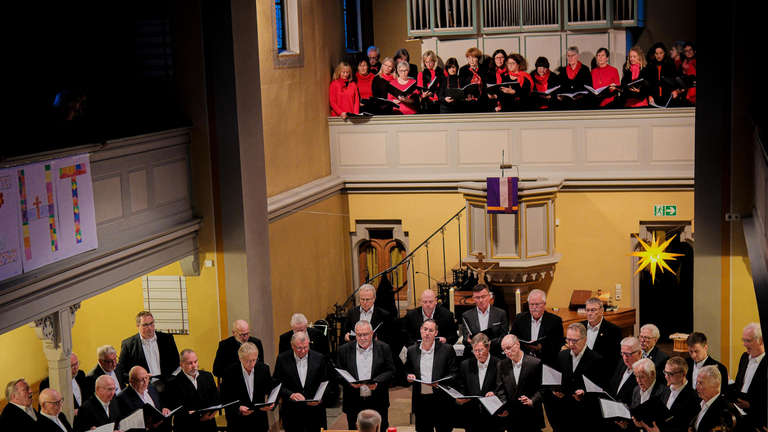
[654,205,677,216]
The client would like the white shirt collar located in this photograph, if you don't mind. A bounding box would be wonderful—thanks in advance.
[670,379,688,392]
[513,354,524,368]
[694,356,709,368]
[357,343,373,354]
[294,352,308,363]
[141,334,158,344]
[420,342,435,355]
[477,357,489,369]
[588,318,603,331]
[750,351,765,363]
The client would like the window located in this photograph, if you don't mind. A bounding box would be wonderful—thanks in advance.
[273,0,303,68]
[142,275,189,335]
[343,0,362,53]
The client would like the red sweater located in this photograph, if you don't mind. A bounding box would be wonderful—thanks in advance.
[388,78,420,115]
[329,78,360,116]
[591,65,620,106]
[356,72,374,100]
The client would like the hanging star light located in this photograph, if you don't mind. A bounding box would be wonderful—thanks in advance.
[631,233,684,284]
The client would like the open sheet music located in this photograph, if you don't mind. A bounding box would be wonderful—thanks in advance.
[437,384,483,399]
[542,364,562,385]
[251,384,281,408]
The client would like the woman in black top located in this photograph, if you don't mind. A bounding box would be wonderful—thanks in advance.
[439,57,462,114]
[530,56,560,110]
[394,48,419,79]
[370,56,397,114]
[485,49,508,111]
[458,47,486,112]
[646,42,682,107]
[556,46,592,109]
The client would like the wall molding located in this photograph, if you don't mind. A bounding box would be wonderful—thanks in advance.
[267,175,344,222]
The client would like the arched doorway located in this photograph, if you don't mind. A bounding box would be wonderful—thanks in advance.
[358,237,408,300]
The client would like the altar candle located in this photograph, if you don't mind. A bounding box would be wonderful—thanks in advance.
[515,288,521,315]
[449,287,455,314]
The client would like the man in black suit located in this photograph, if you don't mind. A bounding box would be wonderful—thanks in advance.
[221,342,275,432]
[278,313,330,355]
[117,311,180,390]
[0,378,38,429]
[343,284,393,345]
[636,356,698,432]
[686,332,728,396]
[607,337,642,405]
[640,323,670,383]
[402,289,458,346]
[116,366,169,431]
[273,331,330,432]
[729,322,766,429]
[74,375,122,432]
[38,388,73,432]
[40,353,90,415]
[87,345,124,395]
[494,334,544,432]
[405,319,458,432]
[691,366,731,432]
[453,334,501,432]
[166,349,219,432]
[460,284,509,357]
[551,323,605,432]
[212,319,265,377]
[581,297,622,370]
[509,288,565,367]
[624,358,666,429]
[336,320,395,430]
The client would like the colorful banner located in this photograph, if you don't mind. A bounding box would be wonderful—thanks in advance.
[0,168,22,280]
[53,154,98,257]
[486,177,519,214]
[17,161,60,271]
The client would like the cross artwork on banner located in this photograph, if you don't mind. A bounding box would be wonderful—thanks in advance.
[52,154,98,257]
[0,168,22,280]
[17,161,59,271]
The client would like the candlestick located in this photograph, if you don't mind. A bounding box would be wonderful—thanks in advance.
[449,287,455,314]
[515,288,521,315]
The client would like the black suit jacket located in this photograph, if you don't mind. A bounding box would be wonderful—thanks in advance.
[495,354,544,429]
[212,335,265,377]
[117,331,180,383]
[0,403,37,430]
[557,347,606,395]
[343,306,393,344]
[278,327,330,356]
[37,412,73,432]
[692,394,729,432]
[607,362,639,405]
[581,318,622,370]
[273,349,329,431]
[87,365,125,392]
[728,351,767,428]
[509,311,565,367]
[630,379,666,409]
[40,370,90,409]
[73,396,121,432]
[165,370,219,432]
[646,346,671,383]
[402,306,458,346]
[461,306,509,343]
[660,382,699,432]
[405,341,458,411]
[115,384,165,429]
[336,340,395,414]
[220,362,273,432]
[458,355,499,397]
[686,356,729,396]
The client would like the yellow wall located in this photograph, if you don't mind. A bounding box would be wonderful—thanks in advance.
[0,253,221,396]
[347,193,467,304]
[256,0,344,197]
[269,194,354,349]
[373,0,422,67]
[727,224,759,374]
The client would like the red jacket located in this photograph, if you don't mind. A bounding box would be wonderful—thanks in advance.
[329,78,360,116]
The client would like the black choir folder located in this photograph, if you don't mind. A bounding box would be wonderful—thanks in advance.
[386,82,419,98]
[599,397,672,425]
[191,400,239,415]
[295,380,329,403]
[418,76,439,92]
[533,85,561,96]
[145,404,183,422]
[621,78,645,91]
[445,83,480,101]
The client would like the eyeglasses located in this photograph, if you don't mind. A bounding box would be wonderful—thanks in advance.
[44,400,64,406]
[585,307,601,313]
[638,336,655,340]
[663,370,681,376]
[620,350,640,357]
[565,337,583,344]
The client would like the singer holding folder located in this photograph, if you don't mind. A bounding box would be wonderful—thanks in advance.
[460,284,509,358]
[220,342,274,432]
[165,349,219,432]
[455,333,502,432]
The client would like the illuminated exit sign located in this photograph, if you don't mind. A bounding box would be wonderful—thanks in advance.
[654,205,677,216]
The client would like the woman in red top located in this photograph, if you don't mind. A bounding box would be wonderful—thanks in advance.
[389,60,420,115]
[356,58,375,101]
[486,49,508,111]
[591,47,620,107]
[500,53,533,111]
[417,50,445,114]
[530,56,560,110]
[621,46,651,108]
[458,47,485,112]
[329,61,359,118]
[680,42,696,106]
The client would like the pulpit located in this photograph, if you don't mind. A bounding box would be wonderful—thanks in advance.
[456,179,563,317]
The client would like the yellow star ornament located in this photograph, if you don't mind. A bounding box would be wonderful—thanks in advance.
[631,233,684,284]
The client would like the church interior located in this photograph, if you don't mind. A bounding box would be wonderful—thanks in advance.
[0,0,766,430]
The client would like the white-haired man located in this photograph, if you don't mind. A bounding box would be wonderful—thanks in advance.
[607,337,642,405]
[278,313,329,355]
[343,284,392,345]
[356,408,382,432]
[639,323,669,383]
[88,345,123,395]
[38,388,73,432]
[0,379,37,428]
[692,366,729,432]
[580,297,622,369]
[509,288,564,367]
[212,319,265,377]
[493,334,544,432]
[221,342,275,432]
[115,366,169,430]
[729,322,766,429]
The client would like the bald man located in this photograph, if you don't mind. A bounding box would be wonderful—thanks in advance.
[402,289,458,346]
[213,319,265,377]
[116,366,169,430]
[38,388,73,432]
[74,375,122,432]
[40,353,90,414]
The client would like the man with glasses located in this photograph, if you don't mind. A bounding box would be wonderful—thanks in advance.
[460,284,509,358]
[41,353,90,415]
[509,288,565,367]
[336,320,395,430]
[639,323,670,383]
[366,45,381,74]
[552,323,605,432]
[729,322,766,429]
[166,349,219,432]
[117,311,180,390]
[607,337,642,405]
[580,297,622,369]
[88,345,124,395]
[455,333,502,432]
[213,319,265,378]
[493,334,544,432]
[636,356,698,432]
[74,375,123,431]
[343,284,393,346]
[38,388,73,432]
[116,366,169,430]
[0,378,37,428]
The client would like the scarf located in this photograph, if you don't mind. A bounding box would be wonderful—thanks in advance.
[566,62,582,80]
